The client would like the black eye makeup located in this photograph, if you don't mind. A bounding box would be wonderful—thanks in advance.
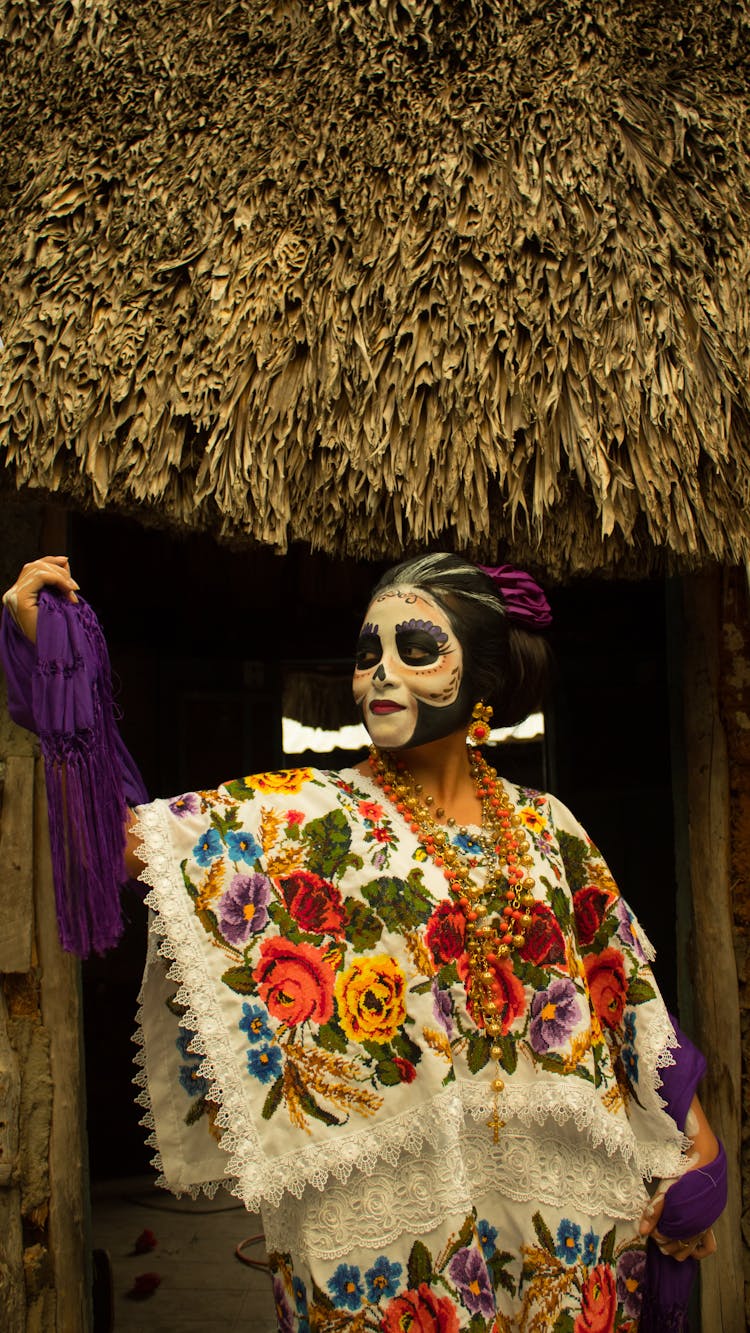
[395,629,444,666]
[355,630,382,671]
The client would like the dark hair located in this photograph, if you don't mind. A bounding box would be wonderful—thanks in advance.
[370,553,552,728]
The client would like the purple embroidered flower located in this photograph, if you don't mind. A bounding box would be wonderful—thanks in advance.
[615,897,646,960]
[225,828,263,865]
[529,977,581,1053]
[447,1247,495,1318]
[432,979,453,1035]
[272,1276,295,1333]
[193,827,223,866]
[616,1247,646,1317]
[218,873,272,945]
[169,792,199,818]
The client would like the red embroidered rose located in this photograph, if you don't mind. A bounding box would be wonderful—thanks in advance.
[425,901,466,966]
[278,871,347,937]
[518,902,567,967]
[253,938,335,1026]
[457,954,527,1034]
[358,799,384,821]
[584,947,627,1031]
[573,886,616,946]
[574,1264,617,1332]
[392,1057,417,1083]
[381,1282,461,1333]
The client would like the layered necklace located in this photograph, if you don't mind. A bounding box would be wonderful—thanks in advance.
[368,746,536,1141]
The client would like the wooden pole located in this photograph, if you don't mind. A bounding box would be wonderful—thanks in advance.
[33,764,92,1332]
[680,571,743,1331]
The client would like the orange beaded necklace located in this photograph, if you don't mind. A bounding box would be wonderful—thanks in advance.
[368,746,536,1140]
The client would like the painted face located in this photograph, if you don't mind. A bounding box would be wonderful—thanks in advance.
[352,587,469,749]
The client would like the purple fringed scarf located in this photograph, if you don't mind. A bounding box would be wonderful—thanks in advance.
[0,591,148,956]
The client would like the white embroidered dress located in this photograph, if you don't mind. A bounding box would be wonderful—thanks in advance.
[133,767,685,1330]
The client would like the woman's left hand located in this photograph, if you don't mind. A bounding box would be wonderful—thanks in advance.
[639,1181,717,1261]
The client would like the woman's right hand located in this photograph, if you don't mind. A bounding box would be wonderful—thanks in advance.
[2,556,80,643]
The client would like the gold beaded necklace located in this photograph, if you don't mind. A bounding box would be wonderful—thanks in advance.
[368,746,536,1140]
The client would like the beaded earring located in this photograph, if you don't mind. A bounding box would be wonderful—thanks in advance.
[467,701,493,746]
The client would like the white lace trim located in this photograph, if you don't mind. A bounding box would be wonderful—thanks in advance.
[132,796,687,1215]
[260,1125,650,1261]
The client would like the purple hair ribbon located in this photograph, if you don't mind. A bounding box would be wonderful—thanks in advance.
[478,565,553,629]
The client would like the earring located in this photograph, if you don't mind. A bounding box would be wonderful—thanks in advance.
[467,701,493,746]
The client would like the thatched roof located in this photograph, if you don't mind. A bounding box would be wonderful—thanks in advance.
[1,0,749,576]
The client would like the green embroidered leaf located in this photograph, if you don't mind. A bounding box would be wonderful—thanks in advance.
[302,810,352,878]
[411,979,433,995]
[556,831,590,892]
[185,1094,207,1126]
[444,1215,475,1262]
[344,898,383,950]
[407,1240,433,1288]
[590,917,618,951]
[375,1059,404,1086]
[532,1211,556,1254]
[363,1039,392,1060]
[467,1317,486,1333]
[442,1067,456,1086]
[210,806,241,838]
[549,884,571,930]
[488,1250,516,1296]
[361,874,433,931]
[552,1313,576,1333]
[296,1086,342,1127]
[221,966,256,996]
[599,1225,616,1265]
[223,778,259,802]
[286,823,300,841]
[627,976,656,1006]
[497,1033,517,1074]
[316,1020,349,1054]
[261,1075,284,1121]
[467,1032,491,1074]
[392,1030,422,1064]
[267,900,306,943]
[310,1279,336,1313]
[516,961,548,991]
[436,961,459,988]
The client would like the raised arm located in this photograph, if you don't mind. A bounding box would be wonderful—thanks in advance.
[2,556,80,640]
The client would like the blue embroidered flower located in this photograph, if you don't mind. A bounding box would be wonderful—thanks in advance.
[624,1010,637,1043]
[239,1003,274,1044]
[225,829,263,864]
[453,831,483,857]
[622,1044,639,1082]
[246,1044,282,1084]
[292,1276,307,1313]
[555,1219,582,1264]
[365,1256,402,1302]
[583,1230,599,1265]
[193,827,223,866]
[178,1063,209,1098]
[477,1219,498,1258]
[327,1264,364,1311]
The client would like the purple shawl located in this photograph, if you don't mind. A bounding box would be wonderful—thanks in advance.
[0,591,147,956]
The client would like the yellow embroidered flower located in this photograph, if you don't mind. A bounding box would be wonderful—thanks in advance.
[244,768,314,794]
[335,955,407,1045]
[519,807,546,834]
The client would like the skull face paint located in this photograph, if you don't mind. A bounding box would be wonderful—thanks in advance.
[352,588,470,749]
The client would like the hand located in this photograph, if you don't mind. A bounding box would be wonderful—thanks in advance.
[2,556,80,643]
[638,1179,718,1262]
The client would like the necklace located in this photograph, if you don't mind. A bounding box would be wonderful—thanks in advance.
[368,746,536,1140]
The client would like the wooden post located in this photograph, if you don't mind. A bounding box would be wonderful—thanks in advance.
[679,571,743,1331]
[33,765,91,1333]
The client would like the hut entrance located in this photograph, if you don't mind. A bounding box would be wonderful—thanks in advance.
[69,513,680,1181]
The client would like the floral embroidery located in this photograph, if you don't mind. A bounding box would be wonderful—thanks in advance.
[170,769,665,1134]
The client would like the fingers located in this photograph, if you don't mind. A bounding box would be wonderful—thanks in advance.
[651,1227,717,1262]
[2,557,80,642]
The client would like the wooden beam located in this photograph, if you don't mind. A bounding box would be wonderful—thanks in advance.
[680,571,743,1331]
[33,764,91,1333]
[0,754,36,973]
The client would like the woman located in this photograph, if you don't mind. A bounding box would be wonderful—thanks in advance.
[2,552,725,1331]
